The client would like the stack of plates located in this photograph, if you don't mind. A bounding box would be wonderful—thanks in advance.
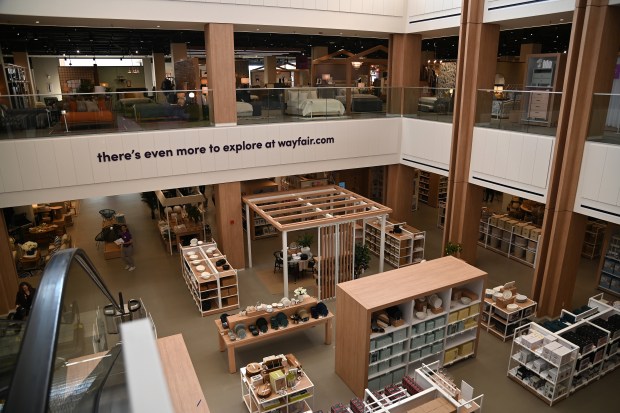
[506,303,519,311]
[196,265,206,272]
[485,289,494,299]
[191,260,201,265]
[515,294,528,303]
[189,254,199,260]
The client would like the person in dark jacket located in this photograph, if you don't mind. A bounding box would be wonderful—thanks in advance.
[14,281,36,320]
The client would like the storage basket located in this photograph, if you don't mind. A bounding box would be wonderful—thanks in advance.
[495,295,516,309]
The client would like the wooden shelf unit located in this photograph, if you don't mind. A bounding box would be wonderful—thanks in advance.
[335,256,487,397]
[411,169,420,212]
[180,242,239,317]
[582,220,606,259]
[241,179,279,240]
[417,171,446,208]
[364,219,425,268]
[479,213,541,268]
[598,231,620,296]
[240,359,314,413]
[481,295,537,342]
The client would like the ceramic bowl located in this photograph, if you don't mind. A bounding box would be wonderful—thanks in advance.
[191,260,201,265]
[485,289,494,298]
[197,241,204,245]
[185,251,194,256]
[189,254,199,260]
[213,253,221,257]
[265,305,273,313]
[196,265,206,272]
[200,272,211,280]
[515,294,527,302]
[460,297,472,305]
[507,303,519,311]
[415,311,426,320]
[493,292,503,302]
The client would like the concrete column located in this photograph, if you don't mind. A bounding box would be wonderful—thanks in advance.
[204,23,236,125]
[533,1,620,316]
[443,0,500,265]
[0,213,19,314]
[214,182,245,269]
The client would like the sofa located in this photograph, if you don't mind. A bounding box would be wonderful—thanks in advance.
[62,98,115,128]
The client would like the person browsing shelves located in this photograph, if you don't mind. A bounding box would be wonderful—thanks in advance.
[120,224,135,271]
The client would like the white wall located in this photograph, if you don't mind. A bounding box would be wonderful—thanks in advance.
[4,0,405,34]
[0,118,400,207]
[406,0,461,33]
[484,0,574,23]
[400,118,451,176]
[30,57,63,99]
[469,127,554,203]
[574,142,620,225]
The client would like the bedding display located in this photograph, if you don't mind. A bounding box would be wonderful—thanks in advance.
[236,101,253,117]
[417,96,449,113]
[285,88,345,117]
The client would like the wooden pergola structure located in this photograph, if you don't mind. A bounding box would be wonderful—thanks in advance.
[242,185,392,299]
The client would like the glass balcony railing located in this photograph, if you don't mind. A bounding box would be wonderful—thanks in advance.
[402,87,455,123]
[474,89,562,137]
[587,93,620,145]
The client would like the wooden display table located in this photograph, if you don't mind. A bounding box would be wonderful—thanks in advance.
[215,296,333,373]
[104,241,121,259]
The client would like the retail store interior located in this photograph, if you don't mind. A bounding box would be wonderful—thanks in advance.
[5,168,618,413]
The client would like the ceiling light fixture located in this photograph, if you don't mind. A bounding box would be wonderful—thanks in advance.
[351,61,362,69]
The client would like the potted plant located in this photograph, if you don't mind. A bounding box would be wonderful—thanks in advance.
[354,243,371,277]
[297,233,314,255]
[140,192,158,219]
[185,204,202,223]
[21,241,38,256]
[444,241,463,257]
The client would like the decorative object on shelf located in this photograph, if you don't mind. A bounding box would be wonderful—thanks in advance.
[185,203,202,223]
[444,241,463,257]
[354,242,371,276]
[294,287,307,301]
[297,233,314,255]
[21,241,38,255]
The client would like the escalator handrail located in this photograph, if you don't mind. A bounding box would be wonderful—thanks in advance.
[4,248,123,413]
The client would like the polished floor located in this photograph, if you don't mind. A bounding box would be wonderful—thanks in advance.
[64,191,617,412]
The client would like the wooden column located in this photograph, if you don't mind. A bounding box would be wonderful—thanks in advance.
[205,23,236,125]
[387,33,421,114]
[214,182,245,270]
[264,56,277,85]
[310,46,328,84]
[443,1,499,265]
[153,52,166,92]
[170,43,188,64]
[533,1,620,316]
[0,213,18,314]
[385,164,416,223]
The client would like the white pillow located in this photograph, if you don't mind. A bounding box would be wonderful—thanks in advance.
[298,91,308,101]
[84,100,99,112]
[307,91,317,99]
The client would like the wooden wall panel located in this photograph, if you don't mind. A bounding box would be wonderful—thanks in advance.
[0,213,18,314]
[214,182,245,269]
[385,165,416,223]
[205,24,236,125]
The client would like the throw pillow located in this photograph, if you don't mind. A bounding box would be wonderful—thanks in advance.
[84,100,99,112]
[68,100,78,112]
[76,101,87,112]
[307,91,318,100]
[298,91,308,101]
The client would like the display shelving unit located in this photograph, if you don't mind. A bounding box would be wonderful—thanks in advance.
[437,201,446,229]
[581,220,606,259]
[364,219,425,268]
[479,214,541,267]
[335,256,486,397]
[240,362,314,413]
[333,361,483,413]
[507,294,620,406]
[4,64,30,109]
[481,293,537,342]
[597,232,620,296]
[411,169,420,212]
[180,242,239,317]
[417,171,446,208]
[241,179,279,240]
[437,175,448,205]
[155,188,207,254]
[508,322,579,406]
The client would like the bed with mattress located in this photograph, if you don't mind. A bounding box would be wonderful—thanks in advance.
[285,88,345,117]
[335,90,383,112]
[236,101,254,117]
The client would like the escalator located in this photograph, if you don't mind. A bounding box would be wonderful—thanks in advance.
[2,248,150,413]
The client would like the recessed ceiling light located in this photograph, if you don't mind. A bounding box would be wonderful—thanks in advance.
[35,21,39,24]
[256,28,260,31]
[156,25,161,28]
[560,18,564,22]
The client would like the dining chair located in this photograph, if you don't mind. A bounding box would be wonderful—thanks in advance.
[273,251,283,273]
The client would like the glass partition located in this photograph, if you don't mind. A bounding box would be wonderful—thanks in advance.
[402,87,455,123]
[588,93,620,145]
[0,89,212,139]
[475,89,561,137]
[3,248,152,413]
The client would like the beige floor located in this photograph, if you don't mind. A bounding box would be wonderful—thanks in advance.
[65,191,618,412]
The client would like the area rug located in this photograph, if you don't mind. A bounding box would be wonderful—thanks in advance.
[255,268,317,297]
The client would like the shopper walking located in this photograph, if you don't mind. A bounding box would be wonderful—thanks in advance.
[120,224,135,271]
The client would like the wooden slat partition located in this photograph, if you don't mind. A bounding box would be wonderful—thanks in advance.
[318,222,355,300]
